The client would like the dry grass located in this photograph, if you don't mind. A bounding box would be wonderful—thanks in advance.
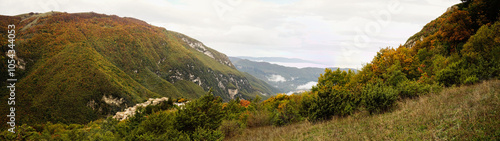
[228,80,500,141]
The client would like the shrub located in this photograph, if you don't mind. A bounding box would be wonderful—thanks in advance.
[383,63,408,87]
[175,89,224,133]
[0,130,16,140]
[245,110,272,128]
[308,89,357,121]
[135,130,190,141]
[219,120,244,138]
[362,83,398,114]
[299,92,315,118]
[0,124,41,140]
[463,75,479,85]
[307,68,359,121]
[127,107,147,129]
[271,100,302,126]
[191,127,224,141]
[261,94,304,126]
[397,80,433,99]
[240,99,251,107]
[100,117,119,132]
[177,98,188,103]
[137,111,176,135]
[436,60,464,87]
[223,98,245,120]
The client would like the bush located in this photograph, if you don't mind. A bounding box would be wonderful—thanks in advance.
[177,98,188,103]
[463,75,479,85]
[262,94,304,126]
[223,98,246,120]
[397,80,433,99]
[191,127,224,141]
[135,131,190,141]
[299,93,315,118]
[271,100,302,126]
[436,60,464,87]
[219,120,244,138]
[308,68,359,121]
[383,63,408,87]
[153,98,175,111]
[0,130,16,140]
[100,117,119,132]
[137,111,176,135]
[308,89,358,121]
[175,89,224,133]
[245,110,272,128]
[362,83,398,114]
[0,124,40,140]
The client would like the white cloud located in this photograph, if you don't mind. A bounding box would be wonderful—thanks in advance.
[267,74,287,82]
[297,81,318,90]
[1,0,460,68]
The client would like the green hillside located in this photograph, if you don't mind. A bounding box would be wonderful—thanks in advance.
[0,0,498,140]
[230,80,500,140]
[0,12,276,126]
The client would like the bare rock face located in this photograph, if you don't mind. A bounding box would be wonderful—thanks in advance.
[228,89,239,99]
[113,97,169,121]
[404,5,458,48]
[102,95,125,107]
[446,5,458,13]
[404,35,424,48]
[176,34,235,69]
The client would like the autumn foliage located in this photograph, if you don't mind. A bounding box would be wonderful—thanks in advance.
[0,0,498,140]
[239,99,251,107]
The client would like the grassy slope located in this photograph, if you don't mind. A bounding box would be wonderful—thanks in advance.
[229,80,500,140]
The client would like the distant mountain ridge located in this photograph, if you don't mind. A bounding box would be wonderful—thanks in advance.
[233,56,317,63]
[229,57,356,93]
[232,56,328,68]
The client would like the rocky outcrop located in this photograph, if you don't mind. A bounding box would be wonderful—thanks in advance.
[404,5,458,48]
[102,95,125,107]
[113,97,169,121]
[166,65,252,100]
[175,33,235,69]
[404,35,424,48]
[446,5,458,13]
[228,89,239,99]
[182,37,216,59]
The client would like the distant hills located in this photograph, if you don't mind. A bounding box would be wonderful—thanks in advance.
[229,56,356,93]
[233,56,318,63]
[0,12,277,125]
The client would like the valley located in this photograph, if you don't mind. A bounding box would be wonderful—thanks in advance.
[230,56,355,94]
[0,0,499,140]
[0,12,276,125]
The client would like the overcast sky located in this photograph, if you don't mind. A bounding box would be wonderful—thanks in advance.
[1,0,460,68]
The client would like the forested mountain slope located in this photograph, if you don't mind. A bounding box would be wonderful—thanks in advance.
[0,12,276,125]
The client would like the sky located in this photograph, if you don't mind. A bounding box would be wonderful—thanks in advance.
[1,0,460,69]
